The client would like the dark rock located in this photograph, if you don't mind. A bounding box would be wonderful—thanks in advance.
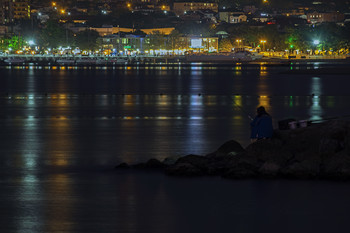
[319,120,348,155]
[162,155,181,165]
[133,158,166,170]
[206,155,237,175]
[115,162,130,169]
[245,138,292,167]
[223,161,258,179]
[281,158,321,178]
[258,162,281,177]
[322,150,350,178]
[164,154,209,176]
[206,140,245,158]
[175,154,210,169]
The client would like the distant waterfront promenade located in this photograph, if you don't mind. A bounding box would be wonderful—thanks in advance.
[0,53,349,66]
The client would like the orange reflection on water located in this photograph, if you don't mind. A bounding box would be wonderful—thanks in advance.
[206,95,217,106]
[259,65,268,77]
[232,95,242,107]
[157,95,170,106]
[45,173,73,232]
[123,95,134,106]
[47,120,72,167]
[47,91,72,167]
[258,95,270,109]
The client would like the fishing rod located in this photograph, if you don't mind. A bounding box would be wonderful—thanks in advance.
[308,114,350,124]
[232,97,254,121]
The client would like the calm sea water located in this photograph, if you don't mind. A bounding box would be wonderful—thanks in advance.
[1,62,350,232]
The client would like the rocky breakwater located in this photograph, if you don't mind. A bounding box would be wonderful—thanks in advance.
[116,119,350,179]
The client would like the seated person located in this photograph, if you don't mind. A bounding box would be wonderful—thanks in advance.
[250,106,273,141]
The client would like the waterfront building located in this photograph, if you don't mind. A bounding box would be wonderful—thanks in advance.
[252,13,271,23]
[73,25,175,36]
[0,0,30,24]
[99,32,218,54]
[0,0,9,24]
[307,11,345,24]
[100,33,145,54]
[219,11,247,24]
[281,8,307,17]
[180,9,217,23]
[173,1,218,16]
[0,25,8,35]
[12,0,30,20]
[131,0,159,9]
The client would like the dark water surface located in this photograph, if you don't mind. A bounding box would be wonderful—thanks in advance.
[1,63,350,232]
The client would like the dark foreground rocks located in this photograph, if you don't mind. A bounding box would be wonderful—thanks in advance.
[115,119,350,179]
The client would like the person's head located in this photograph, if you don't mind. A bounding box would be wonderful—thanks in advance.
[257,106,268,116]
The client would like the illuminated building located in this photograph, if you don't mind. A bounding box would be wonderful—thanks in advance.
[13,0,30,20]
[0,0,30,24]
[219,11,247,24]
[0,0,12,24]
[73,26,175,36]
[307,11,345,24]
[99,33,218,54]
[173,1,218,16]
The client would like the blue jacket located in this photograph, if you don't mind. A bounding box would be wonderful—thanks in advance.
[250,114,273,139]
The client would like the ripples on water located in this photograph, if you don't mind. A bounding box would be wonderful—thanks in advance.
[1,63,350,232]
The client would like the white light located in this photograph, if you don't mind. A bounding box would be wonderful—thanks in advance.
[28,40,35,46]
[313,40,320,45]
[164,10,167,14]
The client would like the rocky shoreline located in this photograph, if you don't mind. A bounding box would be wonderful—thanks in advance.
[116,119,350,180]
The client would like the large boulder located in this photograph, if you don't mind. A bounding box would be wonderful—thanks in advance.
[223,159,258,179]
[244,138,292,167]
[206,140,245,158]
[165,154,209,176]
[133,158,167,170]
[322,150,350,178]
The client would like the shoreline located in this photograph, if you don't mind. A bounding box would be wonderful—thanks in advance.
[0,55,349,67]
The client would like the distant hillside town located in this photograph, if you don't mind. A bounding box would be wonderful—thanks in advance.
[0,0,349,56]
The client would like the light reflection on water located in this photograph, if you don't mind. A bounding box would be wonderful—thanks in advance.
[1,64,350,232]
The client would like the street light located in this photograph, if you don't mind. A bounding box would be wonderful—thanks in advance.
[260,40,267,51]
[313,40,320,55]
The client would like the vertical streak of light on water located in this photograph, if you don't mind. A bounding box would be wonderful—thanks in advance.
[309,77,323,121]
